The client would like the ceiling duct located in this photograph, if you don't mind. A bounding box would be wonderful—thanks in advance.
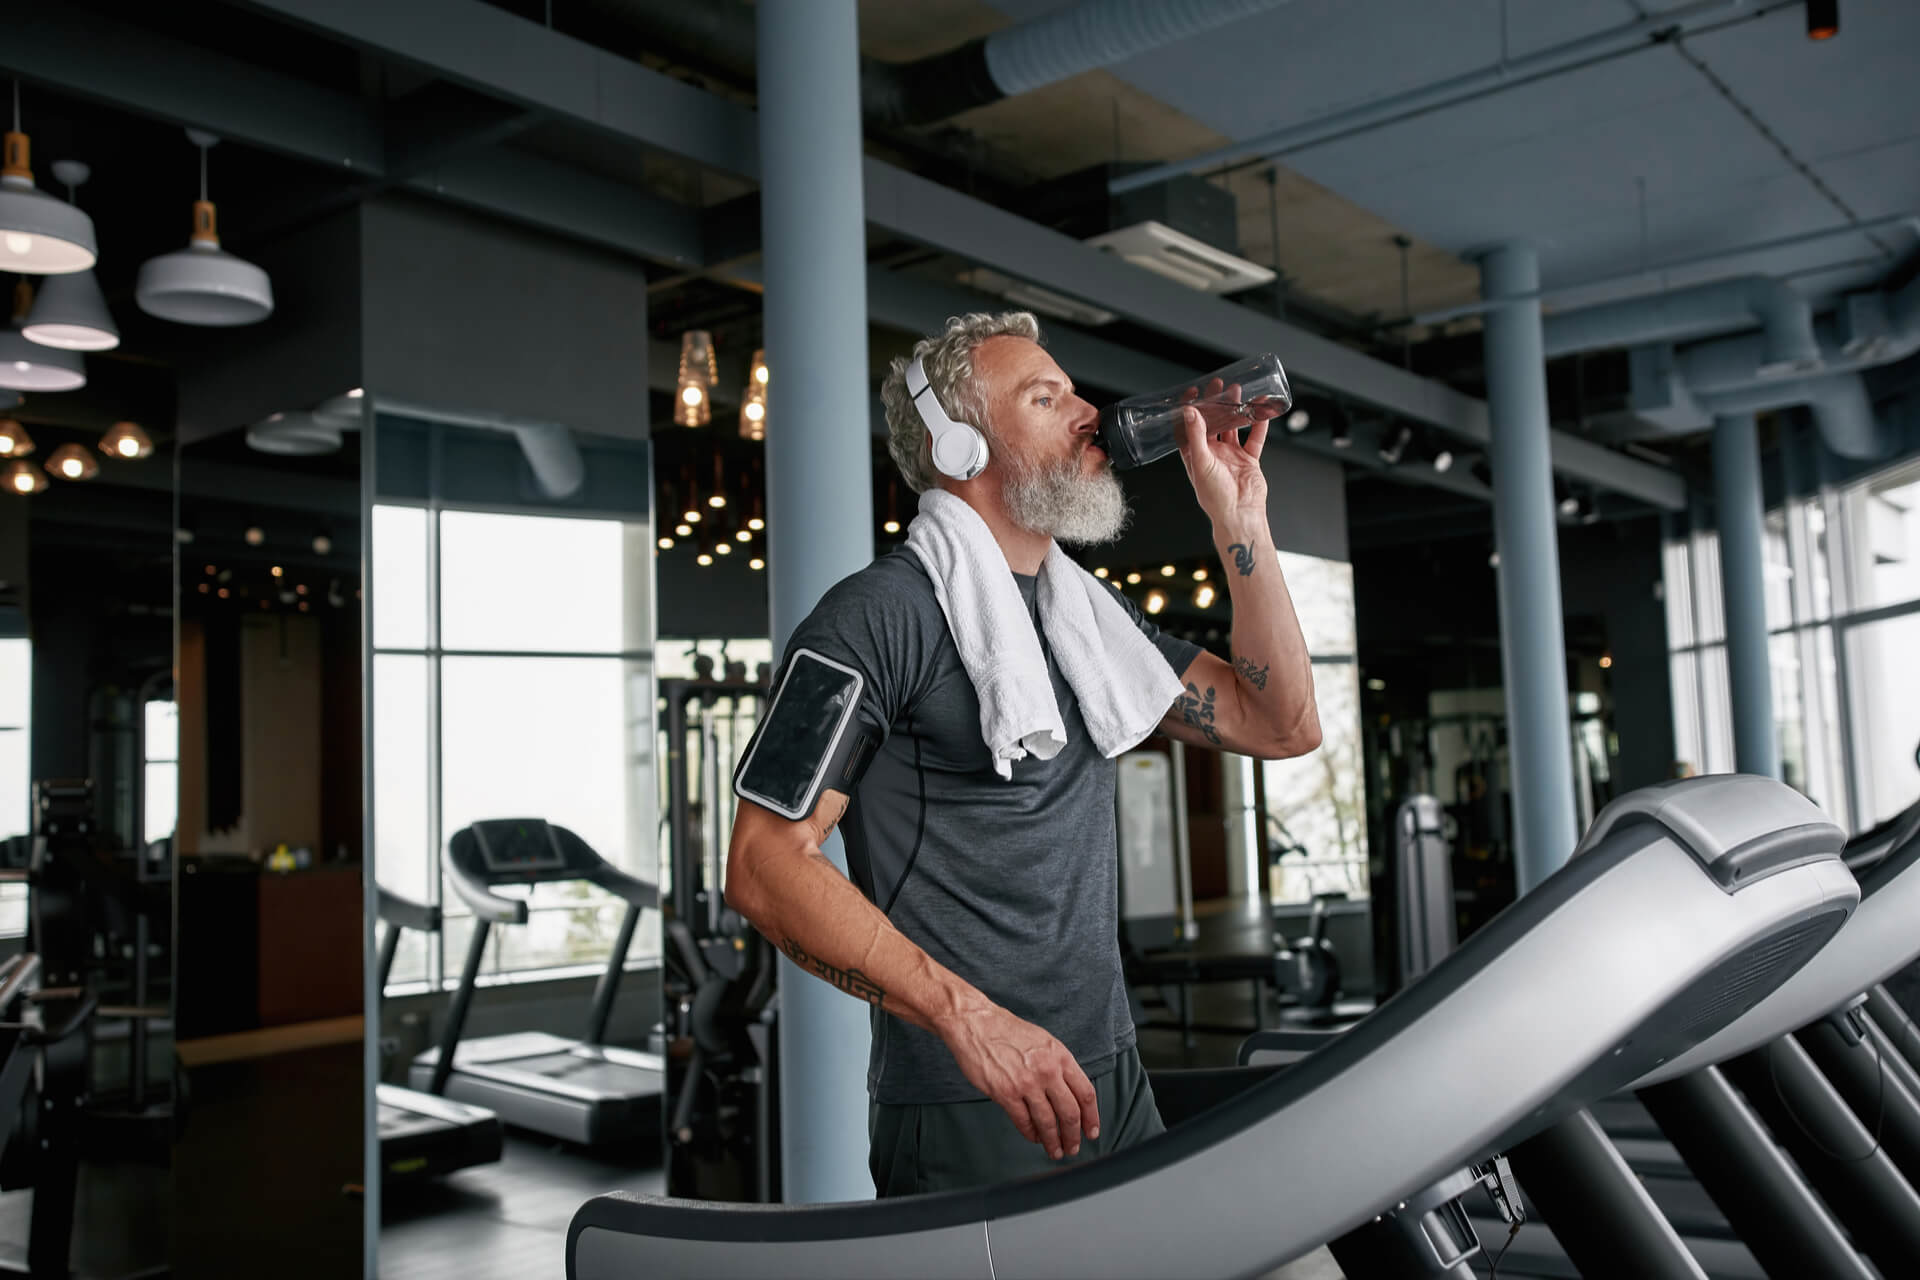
[584,0,1295,130]
[1543,275,1820,376]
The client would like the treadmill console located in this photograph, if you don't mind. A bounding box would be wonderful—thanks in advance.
[471,820,568,875]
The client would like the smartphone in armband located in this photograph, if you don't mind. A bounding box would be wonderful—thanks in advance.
[733,648,878,820]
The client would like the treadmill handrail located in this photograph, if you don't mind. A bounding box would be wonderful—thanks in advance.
[444,853,531,924]
[1843,795,1920,874]
[584,862,659,911]
[568,799,1854,1271]
[1574,773,1843,890]
[378,885,443,934]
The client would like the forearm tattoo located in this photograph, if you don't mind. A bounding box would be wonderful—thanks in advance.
[1234,655,1270,691]
[1175,682,1222,745]
[781,937,885,1006]
[1226,542,1259,577]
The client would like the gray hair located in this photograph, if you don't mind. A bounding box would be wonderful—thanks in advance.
[879,310,1042,493]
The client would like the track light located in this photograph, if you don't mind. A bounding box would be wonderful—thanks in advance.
[1432,447,1454,474]
[1328,400,1352,449]
[1285,407,1310,433]
[1378,424,1412,466]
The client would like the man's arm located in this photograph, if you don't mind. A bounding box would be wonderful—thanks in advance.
[724,791,1100,1160]
[1158,401,1320,760]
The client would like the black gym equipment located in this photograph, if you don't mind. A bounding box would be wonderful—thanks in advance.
[566,775,1856,1279]
[374,887,503,1183]
[658,671,781,1203]
[408,819,664,1147]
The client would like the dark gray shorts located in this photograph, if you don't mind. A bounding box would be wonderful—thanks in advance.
[868,1046,1164,1198]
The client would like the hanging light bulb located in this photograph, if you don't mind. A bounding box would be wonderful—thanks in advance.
[1093,567,1109,579]
[45,442,97,481]
[311,530,333,555]
[136,131,274,326]
[748,556,765,571]
[657,535,674,550]
[0,281,85,391]
[3,458,46,494]
[738,348,769,440]
[0,85,97,275]
[734,529,751,543]
[1193,583,1217,609]
[0,418,33,456]
[22,160,116,350]
[1125,572,1142,585]
[674,523,692,538]
[1160,564,1176,577]
[98,420,153,460]
[1144,589,1167,615]
[1192,567,1208,582]
[674,330,716,427]
[244,525,265,546]
[882,481,901,535]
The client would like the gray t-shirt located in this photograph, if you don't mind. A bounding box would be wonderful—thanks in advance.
[781,549,1201,1105]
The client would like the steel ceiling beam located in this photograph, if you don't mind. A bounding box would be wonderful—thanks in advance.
[232,0,1680,509]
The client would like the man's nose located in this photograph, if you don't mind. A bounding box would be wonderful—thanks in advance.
[1069,396,1099,432]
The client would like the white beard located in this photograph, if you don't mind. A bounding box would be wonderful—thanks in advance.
[1000,451,1131,546]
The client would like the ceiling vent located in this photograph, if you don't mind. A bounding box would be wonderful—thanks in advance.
[957,267,1116,326]
[1085,220,1274,295]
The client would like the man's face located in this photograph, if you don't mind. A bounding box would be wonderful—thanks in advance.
[973,336,1129,545]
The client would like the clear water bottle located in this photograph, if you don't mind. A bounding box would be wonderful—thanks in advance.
[1094,353,1292,470]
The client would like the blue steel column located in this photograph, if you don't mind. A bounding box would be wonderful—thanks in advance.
[757,0,876,1203]
[1479,243,1579,892]
[1712,412,1779,778]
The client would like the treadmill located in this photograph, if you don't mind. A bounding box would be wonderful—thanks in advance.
[567,775,1857,1280]
[409,819,664,1147]
[374,887,502,1183]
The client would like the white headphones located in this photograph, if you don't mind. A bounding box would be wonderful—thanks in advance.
[905,356,988,481]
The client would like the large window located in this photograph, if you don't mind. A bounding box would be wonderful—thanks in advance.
[143,699,177,847]
[1261,552,1369,903]
[373,505,658,989]
[1665,455,1920,831]
[0,639,28,938]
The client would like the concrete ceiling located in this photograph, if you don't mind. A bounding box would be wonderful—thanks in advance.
[972,0,1920,314]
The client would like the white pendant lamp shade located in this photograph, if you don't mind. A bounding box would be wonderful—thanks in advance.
[23,264,117,350]
[0,133,97,275]
[137,200,273,326]
[246,410,340,456]
[44,442,97,481]
[0,282,84,391]
[99,420,153,460]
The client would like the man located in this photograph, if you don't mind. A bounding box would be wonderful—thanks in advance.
[723,312,1321,1197]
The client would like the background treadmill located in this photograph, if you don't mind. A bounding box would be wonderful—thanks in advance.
[375,888,502,1183]
[409,819,664,1147]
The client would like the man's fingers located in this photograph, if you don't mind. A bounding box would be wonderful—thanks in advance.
[1000,1097,1039,1144]
[1027,1095,1064,1160]
[1045,1078,1084,1156]
[1068,1064,1101,1141]
[1245,417,1271,457]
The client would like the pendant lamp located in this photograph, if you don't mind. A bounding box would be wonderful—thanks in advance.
[136,131,273,326]
[23,161,117,351]
[674,331,716,427]
[98,420,153,460]
[0,85,96,275]
[44,442,97,482]
[0,281,86,391]
[0,418,31,457]
[3,459,47,495]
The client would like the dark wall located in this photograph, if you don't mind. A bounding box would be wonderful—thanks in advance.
[360,197,651,441]
[1558,516,1676,793]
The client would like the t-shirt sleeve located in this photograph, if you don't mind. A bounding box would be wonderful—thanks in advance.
[778,562,931,745]
[1112,583,1204,681]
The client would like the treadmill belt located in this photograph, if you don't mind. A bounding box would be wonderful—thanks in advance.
[511,1052,663,1096]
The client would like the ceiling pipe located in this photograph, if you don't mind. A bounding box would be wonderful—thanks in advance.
[1109,0,1747,194]
[1696,373,1894,461]
[1676,269,1920,397]
[1542,275,1820,374]
[592,0,1295,130]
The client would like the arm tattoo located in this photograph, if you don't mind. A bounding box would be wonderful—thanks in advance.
[1175,682,1222,745]
[1226,542,1259,577]
[1234,655,1270,691]
[781,937,885,1006]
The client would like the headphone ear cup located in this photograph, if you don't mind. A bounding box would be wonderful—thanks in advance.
[931,423,989,481]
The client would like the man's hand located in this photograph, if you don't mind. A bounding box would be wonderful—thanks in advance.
[1176,377,1276,525]
[940,1003,1101,1160]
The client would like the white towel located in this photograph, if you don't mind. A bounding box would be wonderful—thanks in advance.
[904,488,1186,780]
